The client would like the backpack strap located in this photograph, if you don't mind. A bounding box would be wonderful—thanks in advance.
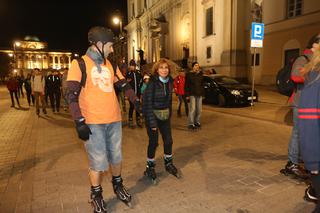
[112,62,120,80]
[76,58,86,88]
[301,55,310,62]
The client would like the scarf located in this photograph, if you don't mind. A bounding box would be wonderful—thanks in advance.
[86,46,104,73]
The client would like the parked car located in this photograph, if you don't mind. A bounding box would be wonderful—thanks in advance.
[203,74,258,107]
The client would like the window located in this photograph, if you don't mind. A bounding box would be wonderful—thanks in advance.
[206,46,212,59]
[251,53,260,66]
[132,3,135,18]
[287,0,303,18]
[205,7,213,36]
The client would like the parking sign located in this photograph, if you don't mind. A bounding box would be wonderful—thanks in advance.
[251,22,264,48]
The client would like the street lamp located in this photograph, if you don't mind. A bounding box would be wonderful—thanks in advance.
[112,16,123,35]
[13,41,21,70]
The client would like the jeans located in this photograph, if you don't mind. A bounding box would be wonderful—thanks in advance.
[34,92,46,111]
[49,90,61,111]
[146,119,173,159]
[177,95,189,116]
[188,96,202,125]
[86,122,122,171]
[9,90,20,106]
[288,107,299,164]
[26,89,34,105]
[129,101,140,121]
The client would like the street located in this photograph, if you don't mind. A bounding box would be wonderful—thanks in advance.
[0,86,315,213]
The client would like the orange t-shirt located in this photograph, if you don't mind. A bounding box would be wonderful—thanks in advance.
[67,55,123,124]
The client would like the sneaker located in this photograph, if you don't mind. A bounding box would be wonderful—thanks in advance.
[194,122,201,129]
[285,161,309,180]
[188,124,196,131]
[305,185,318,203]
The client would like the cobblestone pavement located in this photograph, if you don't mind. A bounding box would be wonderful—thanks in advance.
[0,86,315,213]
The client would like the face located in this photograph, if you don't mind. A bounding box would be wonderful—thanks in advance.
[193,63,200,72]
[96,41,114,58]
[158,63,169,78]
[312,42,320,52]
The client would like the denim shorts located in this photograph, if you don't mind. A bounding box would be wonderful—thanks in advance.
[85,122,122,172]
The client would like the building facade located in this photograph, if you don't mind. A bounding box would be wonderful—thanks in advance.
[126,0,320,85]
[0,36,72,76]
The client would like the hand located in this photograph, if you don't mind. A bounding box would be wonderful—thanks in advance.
[134,99,142,114]
[75,118,92,141]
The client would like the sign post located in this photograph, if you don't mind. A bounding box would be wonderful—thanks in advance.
[250,22,264,106]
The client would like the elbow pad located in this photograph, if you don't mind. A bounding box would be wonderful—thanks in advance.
[66,81,83,120]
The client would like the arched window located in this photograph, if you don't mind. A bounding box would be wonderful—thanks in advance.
[55,56,58,63]
[49,56,53,63]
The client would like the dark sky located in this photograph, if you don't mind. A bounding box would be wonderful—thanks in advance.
[0,0,127,54]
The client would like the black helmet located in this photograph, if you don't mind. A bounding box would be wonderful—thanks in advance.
[88,26,115,44]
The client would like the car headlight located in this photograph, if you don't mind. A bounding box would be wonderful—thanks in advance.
[231,90,241,96]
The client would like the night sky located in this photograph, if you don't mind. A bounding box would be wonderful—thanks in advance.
[0,0,127,54]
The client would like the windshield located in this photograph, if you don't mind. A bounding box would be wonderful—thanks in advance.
[213,76,239,84]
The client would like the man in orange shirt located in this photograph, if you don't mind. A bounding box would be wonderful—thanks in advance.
[67,26,139,212]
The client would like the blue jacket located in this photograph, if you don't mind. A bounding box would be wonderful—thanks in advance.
[298,70,320,171]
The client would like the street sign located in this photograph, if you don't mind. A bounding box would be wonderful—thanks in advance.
[251,22,264,48]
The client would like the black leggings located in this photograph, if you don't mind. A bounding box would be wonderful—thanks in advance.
[146,119,173,159]
[26,89,34,105]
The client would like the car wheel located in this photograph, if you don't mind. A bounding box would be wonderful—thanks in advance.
[218,94,226,107]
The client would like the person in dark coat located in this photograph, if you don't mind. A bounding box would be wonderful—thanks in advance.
[142,58,179,182]
[24,73,34,106]
[126,59,143,127]
[298,41,320,212]
[46,71,61,112]
[6,76,20,107]
[185,62,205,130]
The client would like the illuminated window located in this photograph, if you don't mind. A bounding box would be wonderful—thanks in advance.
[205,7,213,36]
[287,0,303,18]
[55,57,58,63]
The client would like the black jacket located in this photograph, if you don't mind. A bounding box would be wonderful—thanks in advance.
[185,71,205,97]
[46,75,61,92]
[126,70,143,96]
[142,75,173,128]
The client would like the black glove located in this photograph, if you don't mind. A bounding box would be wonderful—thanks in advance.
[75,118,92,141]
[134,99,142,114]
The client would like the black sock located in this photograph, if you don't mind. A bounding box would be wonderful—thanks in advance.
[91,185,103,195]
[112,175,122,184]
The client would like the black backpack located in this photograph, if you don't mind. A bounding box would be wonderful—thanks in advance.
[276,55,308,97]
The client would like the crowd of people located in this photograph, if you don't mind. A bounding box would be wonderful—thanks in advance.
[5,26,320,213]
[6,68,68,116]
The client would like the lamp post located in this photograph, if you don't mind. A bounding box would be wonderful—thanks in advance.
[112,16,123,35]
[13,41,21,70]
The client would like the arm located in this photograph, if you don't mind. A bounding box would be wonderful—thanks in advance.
[114,66,140,107]
[143,82,157,129]
[184,73,191,97]
[291,56,308,83]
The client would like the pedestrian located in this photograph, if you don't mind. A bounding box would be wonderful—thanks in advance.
[17,74,25,98]
[6,75,20,108]
[142,58,180,184]
[126,59,143,128]
[31,68,47,116]
[61,68,69,111]
[66,26,140,212]
[298,38,320,212]
[280,34,320,181]
[46,71,61,113]
[24,73,35,106]
[185,62,205,131]
[174,69,188,117]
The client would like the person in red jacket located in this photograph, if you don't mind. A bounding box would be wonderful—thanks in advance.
[174,69,188,117]
[6,76,20,108]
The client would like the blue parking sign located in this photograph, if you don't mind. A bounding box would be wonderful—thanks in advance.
[251,22,264,48]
